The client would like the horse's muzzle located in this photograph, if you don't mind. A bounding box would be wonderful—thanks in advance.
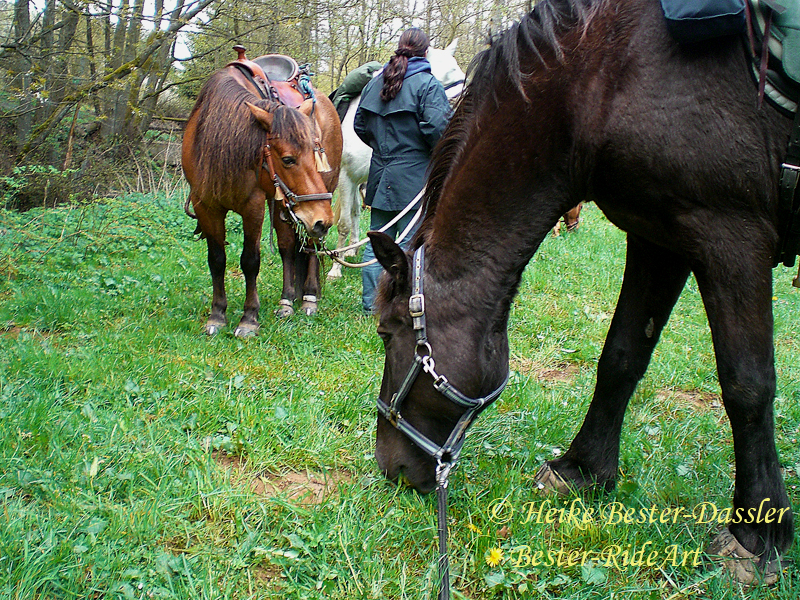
[311,220,331,238]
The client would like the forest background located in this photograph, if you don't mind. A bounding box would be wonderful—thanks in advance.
[0,0,533,208]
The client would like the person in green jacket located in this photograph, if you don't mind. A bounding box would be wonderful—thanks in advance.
[354,28,451,314]
[330,61,383,122]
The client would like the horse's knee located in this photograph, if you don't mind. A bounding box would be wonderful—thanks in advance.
[719,362,775,416]
[240,247,261,278]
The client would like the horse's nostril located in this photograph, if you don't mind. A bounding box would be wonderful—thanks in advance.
[312,220,331,238]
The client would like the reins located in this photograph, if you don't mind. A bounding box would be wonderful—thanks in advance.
[376,245,510,600]
[319,188,425,268]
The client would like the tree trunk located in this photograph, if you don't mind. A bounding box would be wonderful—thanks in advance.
[12,0,33,150]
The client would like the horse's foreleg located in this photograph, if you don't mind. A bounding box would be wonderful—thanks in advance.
[693,245,790,583]
[301,251,322,316]
[235,197,265,337]
[538,234,690,491]
[195,201,228,336]
[274,215,297,318]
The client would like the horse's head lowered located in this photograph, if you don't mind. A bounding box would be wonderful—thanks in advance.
[369,232,510,492]
[246,100,334,239]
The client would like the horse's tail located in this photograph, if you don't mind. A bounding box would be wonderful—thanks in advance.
[184,196,197,219]
[184,196,206,238]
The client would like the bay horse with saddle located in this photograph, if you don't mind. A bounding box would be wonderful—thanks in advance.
[182,46,342,336]
[369,0,800,591]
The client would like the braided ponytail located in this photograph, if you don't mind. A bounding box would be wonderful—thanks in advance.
[380,28,430,102]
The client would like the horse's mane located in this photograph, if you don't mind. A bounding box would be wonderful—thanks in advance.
[415,0,599,244]
[191,69,315,199]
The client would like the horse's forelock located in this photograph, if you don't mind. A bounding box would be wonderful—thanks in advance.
[271,105,315,149]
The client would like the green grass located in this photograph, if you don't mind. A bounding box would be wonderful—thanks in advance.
[1,196,799,599]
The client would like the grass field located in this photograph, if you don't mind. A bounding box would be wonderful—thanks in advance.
[1,192,800,599]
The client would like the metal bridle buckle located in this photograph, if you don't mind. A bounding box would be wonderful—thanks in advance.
[409,293,425,318]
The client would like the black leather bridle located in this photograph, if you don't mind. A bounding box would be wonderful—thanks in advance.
[376,243,509,600]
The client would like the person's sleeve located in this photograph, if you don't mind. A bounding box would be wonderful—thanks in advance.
[354,104,371,145]
[418,80,452,150]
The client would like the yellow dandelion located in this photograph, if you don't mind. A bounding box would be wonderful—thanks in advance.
[773,296,778,301]
[467,523,482,535]
[485,547,504,567]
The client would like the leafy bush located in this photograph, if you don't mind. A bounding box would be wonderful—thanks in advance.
[0,165,80,211]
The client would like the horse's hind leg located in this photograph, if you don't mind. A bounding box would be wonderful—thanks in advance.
[234,195,265,338]
[693,246,791,582]
[327,175,360,280]
[194,201,228,336]
[537,234,690,491]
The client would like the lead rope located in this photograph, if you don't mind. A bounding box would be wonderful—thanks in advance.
[436,460,453,600]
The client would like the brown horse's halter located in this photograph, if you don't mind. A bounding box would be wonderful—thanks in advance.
[262,139,333,227]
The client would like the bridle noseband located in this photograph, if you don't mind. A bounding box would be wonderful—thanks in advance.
[376,244,509,600]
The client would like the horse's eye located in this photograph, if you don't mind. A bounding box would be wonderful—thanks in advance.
[281,156,297,167]
[377,327,391,344]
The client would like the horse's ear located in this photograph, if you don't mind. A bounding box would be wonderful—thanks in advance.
[298,99,315,118]
[444,39,458,56]
[368,232,409,293]
[245,102,274,131]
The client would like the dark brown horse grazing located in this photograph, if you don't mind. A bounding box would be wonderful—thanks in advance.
[182,56,342,336]
[369,0,794,585]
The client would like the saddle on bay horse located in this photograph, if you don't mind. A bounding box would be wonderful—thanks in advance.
[227,45,314,109]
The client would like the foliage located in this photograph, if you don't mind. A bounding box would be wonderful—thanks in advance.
[1,197,799,598]
[0,164,78,210]
[0,0,532,174]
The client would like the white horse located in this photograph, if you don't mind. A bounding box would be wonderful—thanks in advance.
[326,41,465,279]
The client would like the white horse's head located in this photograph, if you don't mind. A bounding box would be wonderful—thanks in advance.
[427,39,465,100]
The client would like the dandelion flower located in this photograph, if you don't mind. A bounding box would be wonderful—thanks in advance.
[467,523,482,535]
[486,547,504,567]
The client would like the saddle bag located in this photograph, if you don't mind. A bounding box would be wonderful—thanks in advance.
[660,0,746,44]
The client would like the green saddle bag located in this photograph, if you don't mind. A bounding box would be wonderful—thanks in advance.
[768,0,800,84]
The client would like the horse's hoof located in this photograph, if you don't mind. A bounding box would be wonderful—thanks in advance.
[708,529,781,586]
[327,266,342,280]
[301,296,318,316]
[234,323,258,338]
[205,322,225,336]
[533,464,574,495]
[275,300,294,318]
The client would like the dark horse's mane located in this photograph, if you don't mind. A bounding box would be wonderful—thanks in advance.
[190,69,316,199]
[417,0,599,243]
